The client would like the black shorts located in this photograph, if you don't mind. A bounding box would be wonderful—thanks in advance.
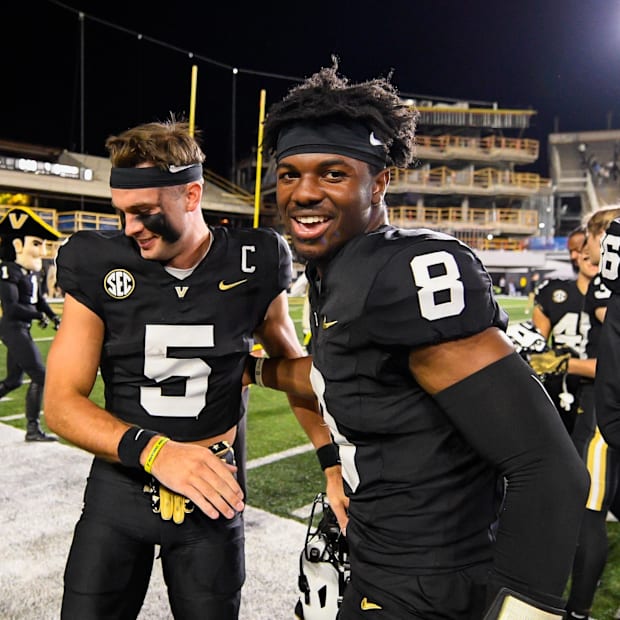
[62,458,245,620]
[337,564,490,619]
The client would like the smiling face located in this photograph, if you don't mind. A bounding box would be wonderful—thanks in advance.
[111,177,207,268]
[577,246,600,279]
[584,229,604,267]
[276,152,389,270]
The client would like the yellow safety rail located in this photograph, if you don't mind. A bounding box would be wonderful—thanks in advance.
[388,205,538,232]
[390,166,552,193]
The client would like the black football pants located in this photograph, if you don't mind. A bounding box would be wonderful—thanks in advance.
[338,564,490,619]
[62,458,245,620]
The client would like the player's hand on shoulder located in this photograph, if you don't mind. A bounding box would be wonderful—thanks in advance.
[147,440,245,520]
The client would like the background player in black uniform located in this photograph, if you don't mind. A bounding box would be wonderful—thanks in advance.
[531,242,598,432]
[0,207,61,441]
[597,211,620,449]
[246,62,589,619]
[534,207,620,619]
[566,206,620,619]
[43,119,336,620]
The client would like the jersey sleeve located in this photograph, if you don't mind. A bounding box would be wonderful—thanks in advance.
[359,238,507,348]
[601,218,620,293]
[55,233,105,318]
[584,274,611,315]
[533,279,552,315]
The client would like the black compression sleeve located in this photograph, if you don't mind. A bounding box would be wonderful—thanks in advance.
[433,352,589,607]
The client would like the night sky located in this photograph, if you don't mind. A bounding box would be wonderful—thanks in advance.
[6,0,620,178]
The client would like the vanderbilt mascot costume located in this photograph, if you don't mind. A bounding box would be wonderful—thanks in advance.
[0,206,62,441]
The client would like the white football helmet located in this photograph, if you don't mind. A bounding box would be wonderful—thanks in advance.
[294,493,350,620]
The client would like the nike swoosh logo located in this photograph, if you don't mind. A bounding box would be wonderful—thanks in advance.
[369,131,384,146]
[168,164,195,173]
[360,597,382,611]
[218,279,248,291]
[322,319,339,329]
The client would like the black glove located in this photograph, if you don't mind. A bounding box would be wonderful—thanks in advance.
[52,315,61,330]
[38,314,50,329]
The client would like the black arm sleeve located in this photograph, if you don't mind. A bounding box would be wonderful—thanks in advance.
[595,296,620,449]
[433,352,589,607]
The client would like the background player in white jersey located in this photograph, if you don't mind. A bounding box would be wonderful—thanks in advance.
[44,119,337,620]
[0,207,61,441]
[246,61,589,619]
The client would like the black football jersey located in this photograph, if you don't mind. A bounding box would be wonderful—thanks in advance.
[56,226,291,441]
[583,274,611,358]
[601,218,620,293]
[0,260,50,329]
[307,226,508,574]
[534,278,589,356]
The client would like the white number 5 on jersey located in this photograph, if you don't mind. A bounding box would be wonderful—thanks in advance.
[141,324,213,417]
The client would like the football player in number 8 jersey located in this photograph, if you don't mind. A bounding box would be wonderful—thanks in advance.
[248,61,590,619]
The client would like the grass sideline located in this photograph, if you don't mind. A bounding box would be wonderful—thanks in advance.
[1,296,619,617]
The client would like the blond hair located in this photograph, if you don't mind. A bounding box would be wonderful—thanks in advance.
[584,205,620,237]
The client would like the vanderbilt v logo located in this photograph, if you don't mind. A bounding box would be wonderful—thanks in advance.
[174,286,189,299]
[8,213,28,230]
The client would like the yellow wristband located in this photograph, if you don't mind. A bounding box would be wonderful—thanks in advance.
[143,436,170,474]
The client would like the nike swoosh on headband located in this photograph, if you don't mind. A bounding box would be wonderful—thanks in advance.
[168,164,196,173]
[369,132,384,146]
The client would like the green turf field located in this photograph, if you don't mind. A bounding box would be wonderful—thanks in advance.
[1,295,619,617]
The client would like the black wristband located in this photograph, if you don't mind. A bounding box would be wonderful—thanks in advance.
[316,443,340,470]
[118,427,158,469]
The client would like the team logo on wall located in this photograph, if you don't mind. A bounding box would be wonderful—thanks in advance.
[104,269,135,299]
[552,289,568,304]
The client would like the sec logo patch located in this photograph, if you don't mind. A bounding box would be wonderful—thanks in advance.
[552,289,568,303]
[104,269,135,299]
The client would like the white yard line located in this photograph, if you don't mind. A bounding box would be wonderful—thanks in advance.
[246,442,313,469]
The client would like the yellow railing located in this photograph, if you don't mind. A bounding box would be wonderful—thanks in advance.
[415,135,539,159]
[204,169,255,205]
[388,205,538,232]
[414,106,536,130]
[57,211,121,232]
[390,166,551,193]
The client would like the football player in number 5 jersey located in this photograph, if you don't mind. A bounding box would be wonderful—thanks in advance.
[44,119,336,620]
[248,62,590,619]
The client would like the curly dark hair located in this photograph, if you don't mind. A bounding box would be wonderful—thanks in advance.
[262,59,417,170]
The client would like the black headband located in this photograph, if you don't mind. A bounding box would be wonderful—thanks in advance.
[109,163,203,189]
[275,120,388,168]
